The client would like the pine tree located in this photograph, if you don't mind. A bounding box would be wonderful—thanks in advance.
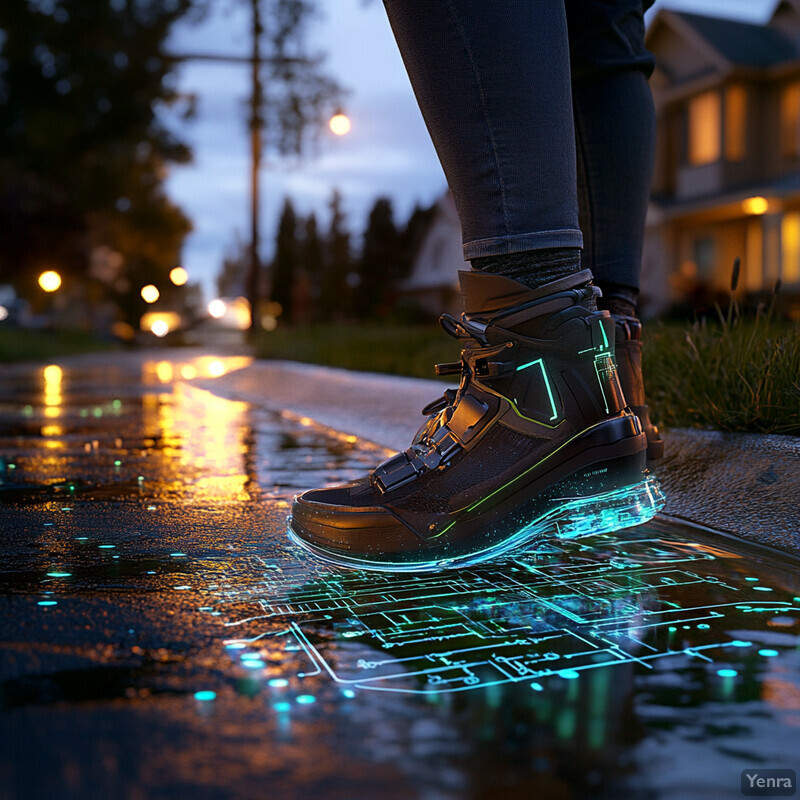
[319,189,352,320]
[271,197,299,323]
[302,212,324,321]
[356,197,400,319]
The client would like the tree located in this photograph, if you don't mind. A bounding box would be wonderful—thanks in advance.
[356,197,401,319]
[270,197,299,323]
[319,189,352,320]
[301,211,324,320]
[0,0,202,324]
[243,0,344,334]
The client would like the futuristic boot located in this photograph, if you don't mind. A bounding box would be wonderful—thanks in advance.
[289,269,664,572]
[612,315,664,461]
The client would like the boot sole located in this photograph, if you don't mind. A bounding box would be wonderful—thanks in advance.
[288,441,665,573]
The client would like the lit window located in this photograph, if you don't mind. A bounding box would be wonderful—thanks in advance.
[688,91,721,166]
[781,82,800,158]
[724,85,747,162]
[782,212,800,284]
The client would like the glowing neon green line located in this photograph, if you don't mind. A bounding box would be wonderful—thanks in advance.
[514,358,558,421]
[433,416,617,538]
[599,318,609,350]
[594,356,609,414]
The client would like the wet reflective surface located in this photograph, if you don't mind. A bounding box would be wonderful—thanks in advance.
[0,351,798,800]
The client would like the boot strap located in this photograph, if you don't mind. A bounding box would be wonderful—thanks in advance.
[372,392,491,494]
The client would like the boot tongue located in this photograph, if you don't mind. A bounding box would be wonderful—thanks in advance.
[458,268,595,316]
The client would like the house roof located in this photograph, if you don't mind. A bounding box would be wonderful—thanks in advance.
[673,11,797,67]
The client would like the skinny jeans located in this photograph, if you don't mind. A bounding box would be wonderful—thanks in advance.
[383,0,656,291]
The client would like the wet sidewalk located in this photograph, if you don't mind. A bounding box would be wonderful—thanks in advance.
[0,350,798,800]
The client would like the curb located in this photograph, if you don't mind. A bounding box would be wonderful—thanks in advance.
[207,359,800,557]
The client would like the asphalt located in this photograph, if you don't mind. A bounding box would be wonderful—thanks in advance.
[207,359,800,557]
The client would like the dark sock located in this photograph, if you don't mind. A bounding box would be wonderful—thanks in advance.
[596,282,638,319]
[471,247,596,309]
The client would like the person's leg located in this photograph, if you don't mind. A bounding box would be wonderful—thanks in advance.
[382,0,586,292]
[566,0,663,458]
[289,1,663,571]
[566,0,656,312]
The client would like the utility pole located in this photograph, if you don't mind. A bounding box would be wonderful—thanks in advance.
[247,0,263,339]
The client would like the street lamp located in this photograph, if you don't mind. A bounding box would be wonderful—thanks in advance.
[329,111,351,136]
[141,284,160,303]
[38,270,62,292]
[169,267,189,286]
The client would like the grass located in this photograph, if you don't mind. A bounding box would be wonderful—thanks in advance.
[255,322,459,380]
[643,311,800,435]
[256,301,799,436]
[0,327,120,363]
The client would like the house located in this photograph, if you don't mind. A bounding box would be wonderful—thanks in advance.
[402,1,800,319]
[645,0,800,315]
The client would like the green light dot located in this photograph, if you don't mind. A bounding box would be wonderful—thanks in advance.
[194,690,216,701]
[80,409,88,417]
[530,683,544,692]
[717,668,738,677]
[342,689,356,698]
[296,695,316,704]
[745,577,759,581]
[753,586,773,592]
[8,463,15,470]
[559,670,580,680]
[697,624,710,629]
[114,460,122,467]
[46,572,71,577]
[273,702,291,712]
[730,640,752,647]
[93,407,103,418]
[268,679,289,688]
[170,552,186,557]
[98,544,115,549]
[22,405,34,417]
[112,400,122,410]
[38,600,57,606]
[759,649,779,657]
[668,626,677,632]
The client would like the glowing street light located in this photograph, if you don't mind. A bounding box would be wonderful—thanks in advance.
[150,320,169,337]
[141,284,160,303]
[170,267,188,286]
[329,111,351,136]
[208,299,227,319]
[38,271,62,293]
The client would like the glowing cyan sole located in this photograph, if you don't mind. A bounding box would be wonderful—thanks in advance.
[288,475,666,574]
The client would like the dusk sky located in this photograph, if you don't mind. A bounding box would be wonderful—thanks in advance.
[163,0,780,301]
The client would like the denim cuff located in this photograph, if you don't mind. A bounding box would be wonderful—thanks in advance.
[463,229,584,260]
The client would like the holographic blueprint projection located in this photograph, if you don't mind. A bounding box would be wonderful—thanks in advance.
[204,526,800,694]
